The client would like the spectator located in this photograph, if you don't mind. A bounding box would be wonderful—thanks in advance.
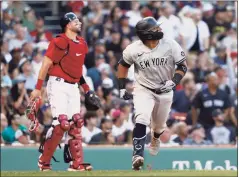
[159,128,179,147]
[228,84,238,127]
[191,54,211,83]
[106,29,122,60]
[82,111,102,144]
[221,23,237,53]
[172,122,189,145]
[1,113,8,144]
[188,8,210,53]
[111,110,127,139]
[158,2,181,41]
[208,109,235,145]
[214,45,227,66]
[1,8,14,35]
[31,48,44,81]
[8,25,27,51]
[183,123,212,145]
[22,42,34,61]
[191,72,231,130]
[89,118,114,145]
[1,40,12,63]
[1,77,13,120]
[18,58,36,92]
[22,6,36,32]
[172,78,197,124]
[214,66,231,95]
[8,48,22,78]
[108,6,122,30]
[85,39,107,69]
[30,16,53,42]
[205,7,231,40]
[202,3,214,22]
[2,114,29,145]
[118,15,135,40]
[126,1,142,27]
[10,75,29,116]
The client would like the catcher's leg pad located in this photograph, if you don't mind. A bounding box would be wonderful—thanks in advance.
[64,113,92,171]
[39,115,70,167]
[25,97,41,132]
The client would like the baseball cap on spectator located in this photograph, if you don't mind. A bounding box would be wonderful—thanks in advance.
[10,48,22,55]
[96,54,105,60]
[119,102,130,110]
[1,76,12,88]
[98,63,111,74]
[120,14,129,21]
[102,78,113,89]
[95,39,105,46]
[215,6,227,13]
[13,75,26,85]
[112,109,121,120]
[3,8,13,14]
[212,109,223,117]
[215,44,226,53]
[18,58,29,72]
[202,3,214,12]
[23,6,33,14]
[189,123,203,134]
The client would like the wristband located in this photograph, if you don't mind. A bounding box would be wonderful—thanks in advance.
[118,78,127,89]
[172,73,183,86]
[81,83,90,93]
[35,79,43,90]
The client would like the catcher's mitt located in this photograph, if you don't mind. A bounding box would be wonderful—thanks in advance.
[25,97,41,132]
[84,91,101,111]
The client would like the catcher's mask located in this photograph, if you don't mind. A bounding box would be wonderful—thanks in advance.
[135,17,164,41]
[60,12,78,32]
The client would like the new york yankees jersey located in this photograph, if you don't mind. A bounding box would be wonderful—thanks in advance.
[123,38,186,88]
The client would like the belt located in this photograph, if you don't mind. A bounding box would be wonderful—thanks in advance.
[55,77,77,85]
[140,84,163,94]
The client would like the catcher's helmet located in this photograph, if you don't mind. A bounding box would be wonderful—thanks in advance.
[60,12,78,32]
[135,17,164,41]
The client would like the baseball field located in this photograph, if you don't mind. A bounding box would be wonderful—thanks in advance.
[1,170,237,176]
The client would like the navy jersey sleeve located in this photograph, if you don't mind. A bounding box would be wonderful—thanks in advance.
[192,91,202,108]
[223,92,232,109]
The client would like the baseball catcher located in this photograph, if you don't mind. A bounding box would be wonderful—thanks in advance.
[27,12,100,171]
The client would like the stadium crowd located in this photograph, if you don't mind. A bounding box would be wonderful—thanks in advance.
[1,1,237,147]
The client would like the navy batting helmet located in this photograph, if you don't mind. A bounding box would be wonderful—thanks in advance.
[135,17,164,41]
[60,12,78,32]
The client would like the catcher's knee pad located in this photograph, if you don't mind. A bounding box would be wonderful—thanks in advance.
[39,115,70,164]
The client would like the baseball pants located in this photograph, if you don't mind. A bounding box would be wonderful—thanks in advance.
[46,76,81,126]
[133,82,173,134]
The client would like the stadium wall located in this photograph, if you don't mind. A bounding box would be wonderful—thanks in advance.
[1,147,237,171]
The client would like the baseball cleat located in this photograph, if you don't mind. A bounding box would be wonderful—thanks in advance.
[132,155,144,170]
[38,160,52,171]
[149,136,160,156]
[67,164,93,171]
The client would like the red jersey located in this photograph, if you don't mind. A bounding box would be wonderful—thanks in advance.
[45,33,88,83]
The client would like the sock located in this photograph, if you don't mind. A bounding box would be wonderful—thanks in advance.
[133,123,146,138]
[132,123,146,157]
[154,131,164,138]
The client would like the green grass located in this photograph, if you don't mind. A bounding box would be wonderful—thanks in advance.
[1,170,237,176]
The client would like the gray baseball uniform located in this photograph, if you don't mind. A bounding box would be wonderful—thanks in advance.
[123,38,186,133]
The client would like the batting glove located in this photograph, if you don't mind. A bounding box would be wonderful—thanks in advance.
[120,89,133,100]
[158,80,176,93]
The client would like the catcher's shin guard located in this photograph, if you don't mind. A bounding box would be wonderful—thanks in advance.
[64,113,92,171]
[38,115,70,170]
[25,97,41,132]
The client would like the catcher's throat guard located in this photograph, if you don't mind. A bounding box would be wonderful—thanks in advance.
[25,97,42,132]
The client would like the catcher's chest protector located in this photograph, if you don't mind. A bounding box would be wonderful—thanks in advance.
[53,34,88,79]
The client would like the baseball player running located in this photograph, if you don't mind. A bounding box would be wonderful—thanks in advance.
[27,12,100,171]
[117,17,187,170]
